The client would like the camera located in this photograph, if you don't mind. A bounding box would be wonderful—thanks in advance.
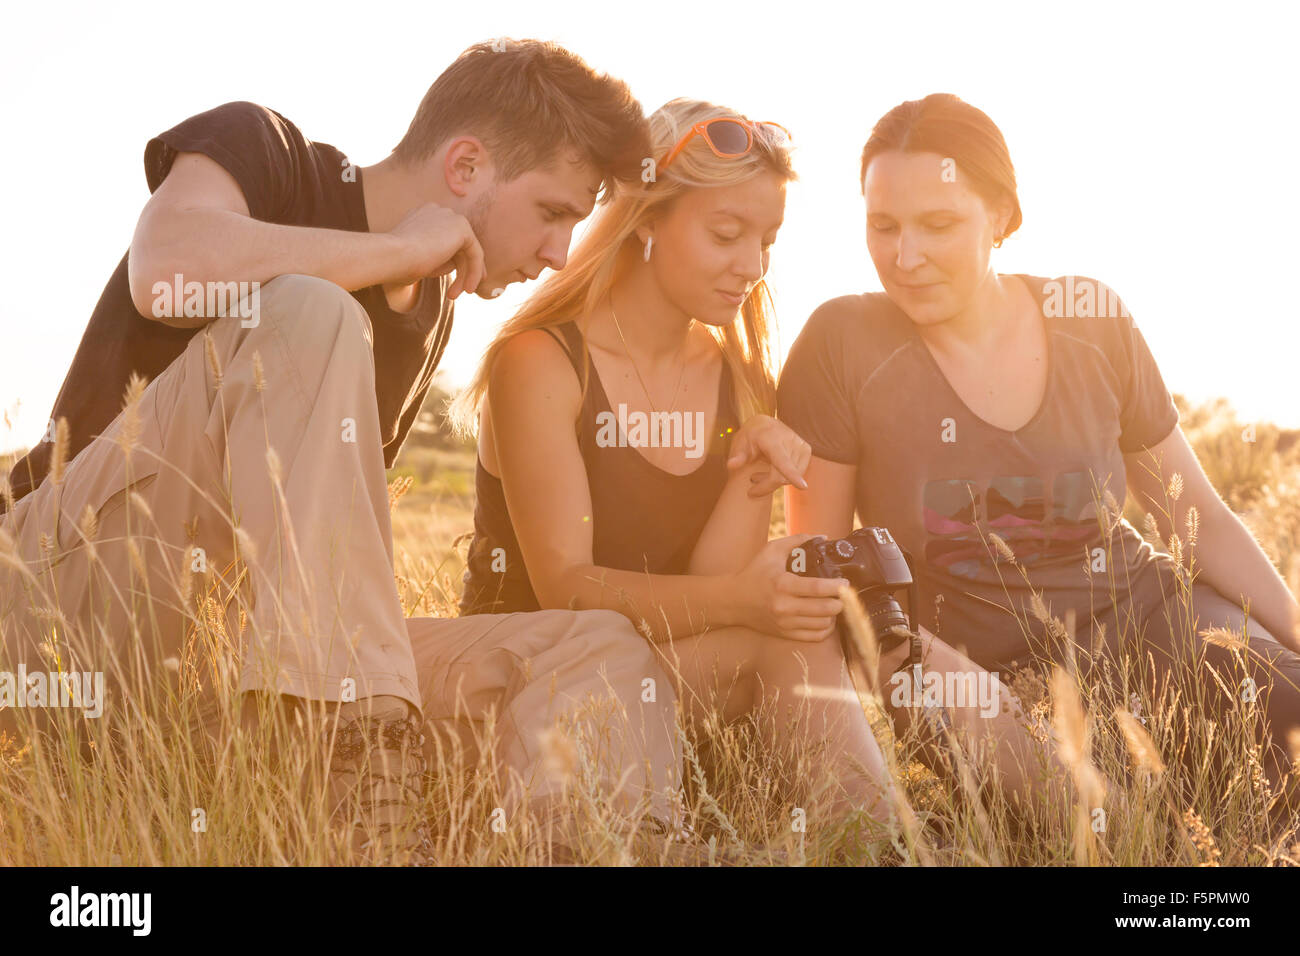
[786,526,919,654]
[786,527,950,732]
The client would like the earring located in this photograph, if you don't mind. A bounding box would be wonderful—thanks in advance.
[643,235,654,262]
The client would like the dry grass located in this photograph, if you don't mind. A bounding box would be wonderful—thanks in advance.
[1,392,1299,866]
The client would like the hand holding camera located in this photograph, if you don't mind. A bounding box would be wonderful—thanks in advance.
[785,526,918,654]
[732,535,846,642]
[784,526,952,733]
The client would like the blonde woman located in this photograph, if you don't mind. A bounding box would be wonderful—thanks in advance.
[452,99,902,835]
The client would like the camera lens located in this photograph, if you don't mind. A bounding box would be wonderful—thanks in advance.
[866,593,909,643]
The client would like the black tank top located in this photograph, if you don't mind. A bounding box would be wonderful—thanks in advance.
[460,321,741,615]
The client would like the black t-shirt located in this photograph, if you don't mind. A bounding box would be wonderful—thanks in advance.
[459,322,741,615]
[5,101,454,507]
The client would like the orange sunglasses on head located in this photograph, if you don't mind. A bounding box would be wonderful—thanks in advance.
[659,117,792,170]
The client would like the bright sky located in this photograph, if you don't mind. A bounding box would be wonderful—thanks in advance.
[2,0,1297,455]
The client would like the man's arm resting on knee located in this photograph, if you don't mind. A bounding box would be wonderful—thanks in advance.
[127,152,481,326]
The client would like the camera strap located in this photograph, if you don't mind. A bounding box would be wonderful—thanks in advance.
[910,631,953,735]
[895,548,951,734]
[909,630,925,711]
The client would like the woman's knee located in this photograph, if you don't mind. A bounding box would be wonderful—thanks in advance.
[753,630,846,682]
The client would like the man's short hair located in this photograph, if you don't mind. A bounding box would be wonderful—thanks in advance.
[394,39,650,200]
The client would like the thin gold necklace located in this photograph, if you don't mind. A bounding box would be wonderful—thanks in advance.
[609,296,687,415]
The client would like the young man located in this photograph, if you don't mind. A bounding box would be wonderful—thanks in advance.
[0,39,682,864]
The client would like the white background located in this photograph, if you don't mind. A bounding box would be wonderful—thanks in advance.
[2,0,1297,453]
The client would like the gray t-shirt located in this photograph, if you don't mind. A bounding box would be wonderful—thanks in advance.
[777,274,1184,669]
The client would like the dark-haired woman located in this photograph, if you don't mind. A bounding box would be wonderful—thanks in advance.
[780,93,1300,822]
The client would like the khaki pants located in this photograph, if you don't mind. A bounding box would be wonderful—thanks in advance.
[0,274,680,823]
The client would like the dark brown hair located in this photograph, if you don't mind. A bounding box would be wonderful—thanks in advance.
[859,93,1022,244]
[393,39,650,201]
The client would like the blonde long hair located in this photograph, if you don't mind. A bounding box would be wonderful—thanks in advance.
[450,98,796,437]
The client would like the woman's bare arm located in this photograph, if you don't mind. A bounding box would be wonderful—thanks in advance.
[686,457,772,575]
[1125,425,1300,651]
[785,454,858,540]
[690,413,823,573]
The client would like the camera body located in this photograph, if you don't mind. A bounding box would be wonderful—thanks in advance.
[786,526,917,651]
[787,526,951,734]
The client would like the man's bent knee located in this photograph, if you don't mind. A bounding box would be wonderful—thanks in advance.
[256,274,374,348]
